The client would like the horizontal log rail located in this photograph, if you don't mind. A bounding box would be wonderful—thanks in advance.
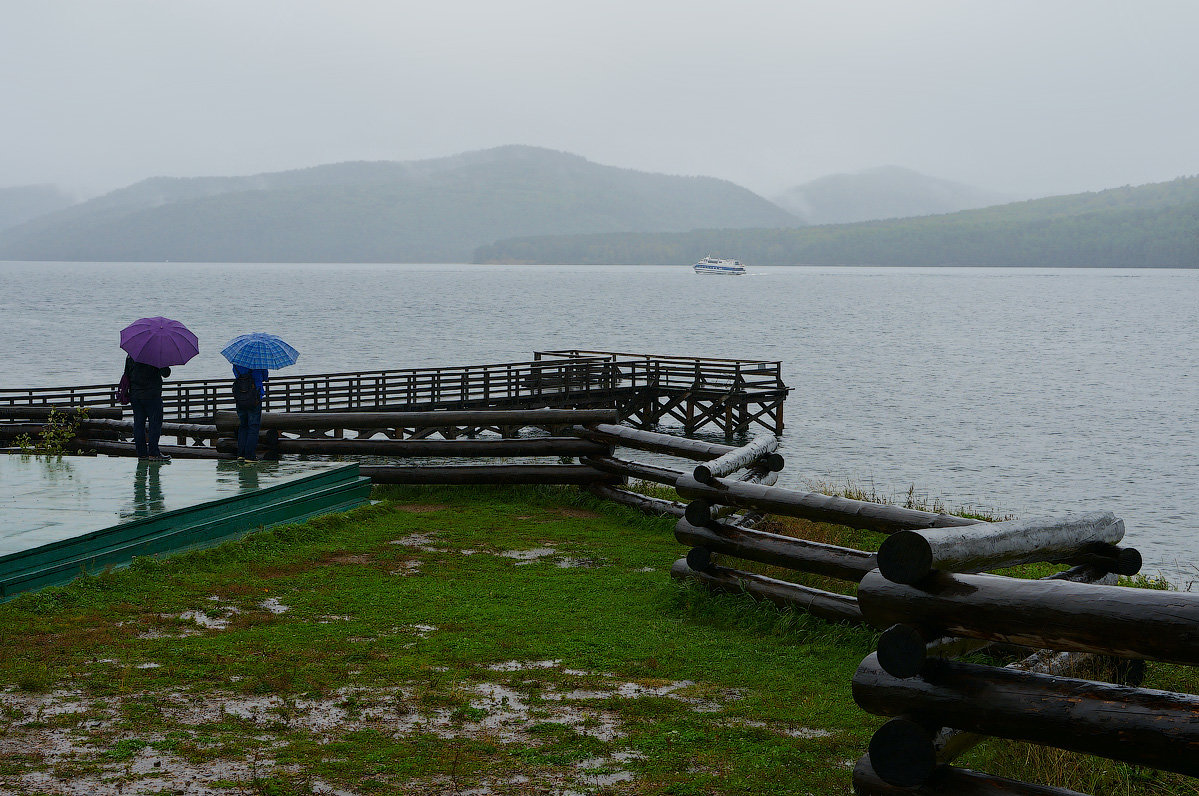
[587,485,688,518]
[572,424,737,460]
[876,512,1133,584]
[580,455,683,486]
[81,418,219,438]
[675,517,877,582]
[676,474,980,534]
[853,652,1199,780]
[692,434,783,483]
[213,408,619,433]
[857,569,1199,665]
[74,439,233,459]
[215,436,610,458]
[852,755,1091,796]
[671,557,865,625]
[359,464,621,486]
[873,569,1125,681]
[0,406,124,421]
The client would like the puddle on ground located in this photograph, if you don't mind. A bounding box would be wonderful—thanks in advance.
[500,546,557,561]
[728,717,833,739]
[260,597,290,614]
[389,532,444,552]
[389,559,422,575]
[487,659,562,672]
[0,668,761,792]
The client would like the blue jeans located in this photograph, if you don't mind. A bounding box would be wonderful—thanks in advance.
[237,407,262,459]
[130,395,164,458]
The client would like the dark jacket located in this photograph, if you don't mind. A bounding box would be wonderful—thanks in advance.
[124,356,171,400]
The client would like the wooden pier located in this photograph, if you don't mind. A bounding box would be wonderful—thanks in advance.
[0,350,788,438]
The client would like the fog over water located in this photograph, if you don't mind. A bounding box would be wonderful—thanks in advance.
[1,262,1195,586]
[3,2,1199,199]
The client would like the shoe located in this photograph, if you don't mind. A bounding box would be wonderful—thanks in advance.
[150,454,172,462]
[137,456,150,461]
[237,457,246,462]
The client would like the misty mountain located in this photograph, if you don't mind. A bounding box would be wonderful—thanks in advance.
[772,166,1013,225]
[0,185,75,232]
[475,175,1199,267]
[0,146,799,263]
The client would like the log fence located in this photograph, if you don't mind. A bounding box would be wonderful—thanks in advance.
[849,528,1198,794]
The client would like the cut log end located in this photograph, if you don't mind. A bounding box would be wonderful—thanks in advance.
[868,717,938,788]
[877,623,931,679]
[684,499,714,527]
[685,547,714,572]
[1115,547,1143,576]
[877,531,935,585]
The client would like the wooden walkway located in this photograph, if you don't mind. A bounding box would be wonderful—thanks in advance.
[0,351,788,437]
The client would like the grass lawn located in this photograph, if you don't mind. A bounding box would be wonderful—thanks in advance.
[0,485,880,795]
[1,483,1195,795]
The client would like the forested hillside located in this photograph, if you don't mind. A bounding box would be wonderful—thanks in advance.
[772,166,1012,224]
[475,176,1199,267]
[0,147,799,263]
[0,185,75,232]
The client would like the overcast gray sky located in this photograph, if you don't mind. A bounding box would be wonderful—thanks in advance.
[3,1,1197,200]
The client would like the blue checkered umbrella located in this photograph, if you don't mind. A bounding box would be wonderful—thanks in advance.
[220,333,300,370]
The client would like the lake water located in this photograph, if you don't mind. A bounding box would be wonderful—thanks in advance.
[1,262,1196,585]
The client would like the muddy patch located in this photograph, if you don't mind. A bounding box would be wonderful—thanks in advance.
[552,507,602,519]
[395,503,448,513]
[327,553,376,565]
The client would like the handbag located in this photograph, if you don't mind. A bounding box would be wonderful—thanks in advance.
[116,373,131,405]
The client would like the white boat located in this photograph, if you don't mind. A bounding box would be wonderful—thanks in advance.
[693,255,746,275]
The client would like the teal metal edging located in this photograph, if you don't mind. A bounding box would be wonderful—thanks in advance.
[0,465,371,601]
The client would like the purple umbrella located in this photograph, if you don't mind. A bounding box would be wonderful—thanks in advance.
[119,316,199,368]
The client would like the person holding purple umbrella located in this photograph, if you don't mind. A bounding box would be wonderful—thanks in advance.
[119,316,200,462]
[123,356,172,460]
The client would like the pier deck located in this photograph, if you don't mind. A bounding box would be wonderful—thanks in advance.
[0,351,788,438]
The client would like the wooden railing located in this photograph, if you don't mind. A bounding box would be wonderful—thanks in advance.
[0,352,786,422]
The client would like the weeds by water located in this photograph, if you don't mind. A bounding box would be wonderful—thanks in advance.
[805,476,1015,522]
[12,407,91,456]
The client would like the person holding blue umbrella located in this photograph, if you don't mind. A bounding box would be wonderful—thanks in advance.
[220,333,299,461]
